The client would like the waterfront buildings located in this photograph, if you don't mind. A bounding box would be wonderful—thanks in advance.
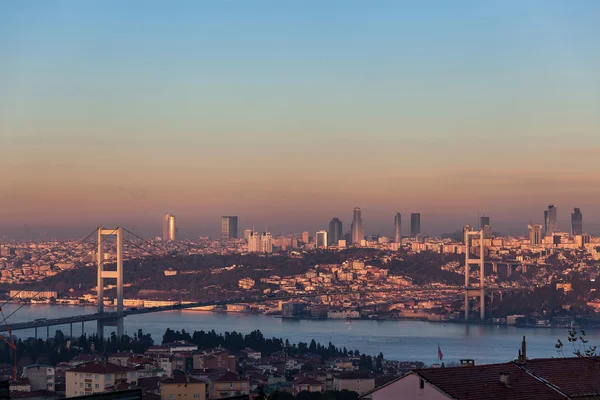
[328,218,343,246]
[571,208,583,236]
[221,216,238,240]
[394,213,401,243]
[351,207,364,244]
[410,213,421,238]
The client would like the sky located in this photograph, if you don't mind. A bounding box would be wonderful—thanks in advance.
[2,1,600,239]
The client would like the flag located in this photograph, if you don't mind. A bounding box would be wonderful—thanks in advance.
[438,344,443,361]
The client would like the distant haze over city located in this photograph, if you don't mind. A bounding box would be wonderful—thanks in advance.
[0,205,598,240]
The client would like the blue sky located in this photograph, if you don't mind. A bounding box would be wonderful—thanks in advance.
[1,1,600,238]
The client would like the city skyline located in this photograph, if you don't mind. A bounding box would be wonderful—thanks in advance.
[2,2,600,238]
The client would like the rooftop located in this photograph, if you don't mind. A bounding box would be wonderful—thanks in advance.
[68,362,135,374]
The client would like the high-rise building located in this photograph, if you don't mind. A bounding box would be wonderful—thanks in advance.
[221,216,238,240]
[244,229,252,241]
[247,231,260,252]
[546,205,558,235]
[571,208,583,236]
[543,210,549,236]
[302,231,309,243]
[351,207,364,244]
[328,218,343,246]
[394,213,402,243]
[163,213,176,241]
[480,215,492,238]
[260,232,273,253]
[528,224,542,245]
[410,213,421,238]
[316,230,328,248]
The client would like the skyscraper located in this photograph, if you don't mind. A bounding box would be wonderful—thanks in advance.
[247,231,260,252]
[571,208,583,236]
[221,216,238,240]
[394,213,402,243]
[260,232,273,253]
[316,230,328,248]
[546,205,558,235]
[244,229,252,240]
[528,224,542,245]
[328,218,343,246]
[410,213,421,238]
[480,215,492,238]
[162,213,176,241]
[543,210,549,236]
[351,207,364,244]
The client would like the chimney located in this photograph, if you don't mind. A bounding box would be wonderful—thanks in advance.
[516,336,527,364]
[499,373,510,386]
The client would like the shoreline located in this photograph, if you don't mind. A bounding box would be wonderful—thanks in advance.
[6,301,595,330]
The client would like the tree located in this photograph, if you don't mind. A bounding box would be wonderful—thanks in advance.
[556,328,597,358]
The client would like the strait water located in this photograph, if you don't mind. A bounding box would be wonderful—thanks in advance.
[2,304,594,365]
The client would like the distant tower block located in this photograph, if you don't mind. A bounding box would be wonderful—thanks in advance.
[97,227,124,337]
[464,228,485,321]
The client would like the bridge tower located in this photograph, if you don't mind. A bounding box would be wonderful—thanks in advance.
[464,228,485,321]
[97,227,124,337]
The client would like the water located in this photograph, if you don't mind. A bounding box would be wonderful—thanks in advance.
[2,304,593,365]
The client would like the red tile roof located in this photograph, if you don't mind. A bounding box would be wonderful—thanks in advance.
[415,363,566,400]
[213,371,246,382]
[68,361,136,374]
[520,357,600,397]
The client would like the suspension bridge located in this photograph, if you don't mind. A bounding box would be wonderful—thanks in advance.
[1,226,521,338]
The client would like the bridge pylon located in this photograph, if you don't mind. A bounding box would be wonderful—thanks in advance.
[97,227,124,337]
[464,227,486,321]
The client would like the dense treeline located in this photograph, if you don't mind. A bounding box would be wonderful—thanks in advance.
[1,328,382,372]
[162,328,385,371]
[0,329,154,369]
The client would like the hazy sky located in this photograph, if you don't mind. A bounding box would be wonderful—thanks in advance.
[2,1,600,239]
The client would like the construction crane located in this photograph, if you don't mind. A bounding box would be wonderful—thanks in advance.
[0,307,17,380]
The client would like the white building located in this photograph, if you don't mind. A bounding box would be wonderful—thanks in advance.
[23,364,55,392]
[66,362,137,397]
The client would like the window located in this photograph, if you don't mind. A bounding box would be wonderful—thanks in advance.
[95,375,99,380]
[170,395,175,400]
[106,374,112,380]
[85,374,91,379]
[194,394,200,399]
[95,384,99,389]
[419,378,425,389]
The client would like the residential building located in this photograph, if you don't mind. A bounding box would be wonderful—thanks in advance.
[260,232,272,253]
[221,216,238,240]
[351,207,364,245]
[333,373,374,396]
[316,231,328,248]
[160,375,205,400]
[193,350,236,372]
[410,213,421,238]
[22,365,55,392]
[65,362,137,398]
[394,213,401,243]
[293,377,324,395]
[571,208,583,236]
[208,372,249,399]
[327,218,343,246]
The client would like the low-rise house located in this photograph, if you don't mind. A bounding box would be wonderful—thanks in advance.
[160,375,206,400]
[333,372,374,396]
[208,371,249,399]
[362,357,600,400]
[292,377,324,395]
